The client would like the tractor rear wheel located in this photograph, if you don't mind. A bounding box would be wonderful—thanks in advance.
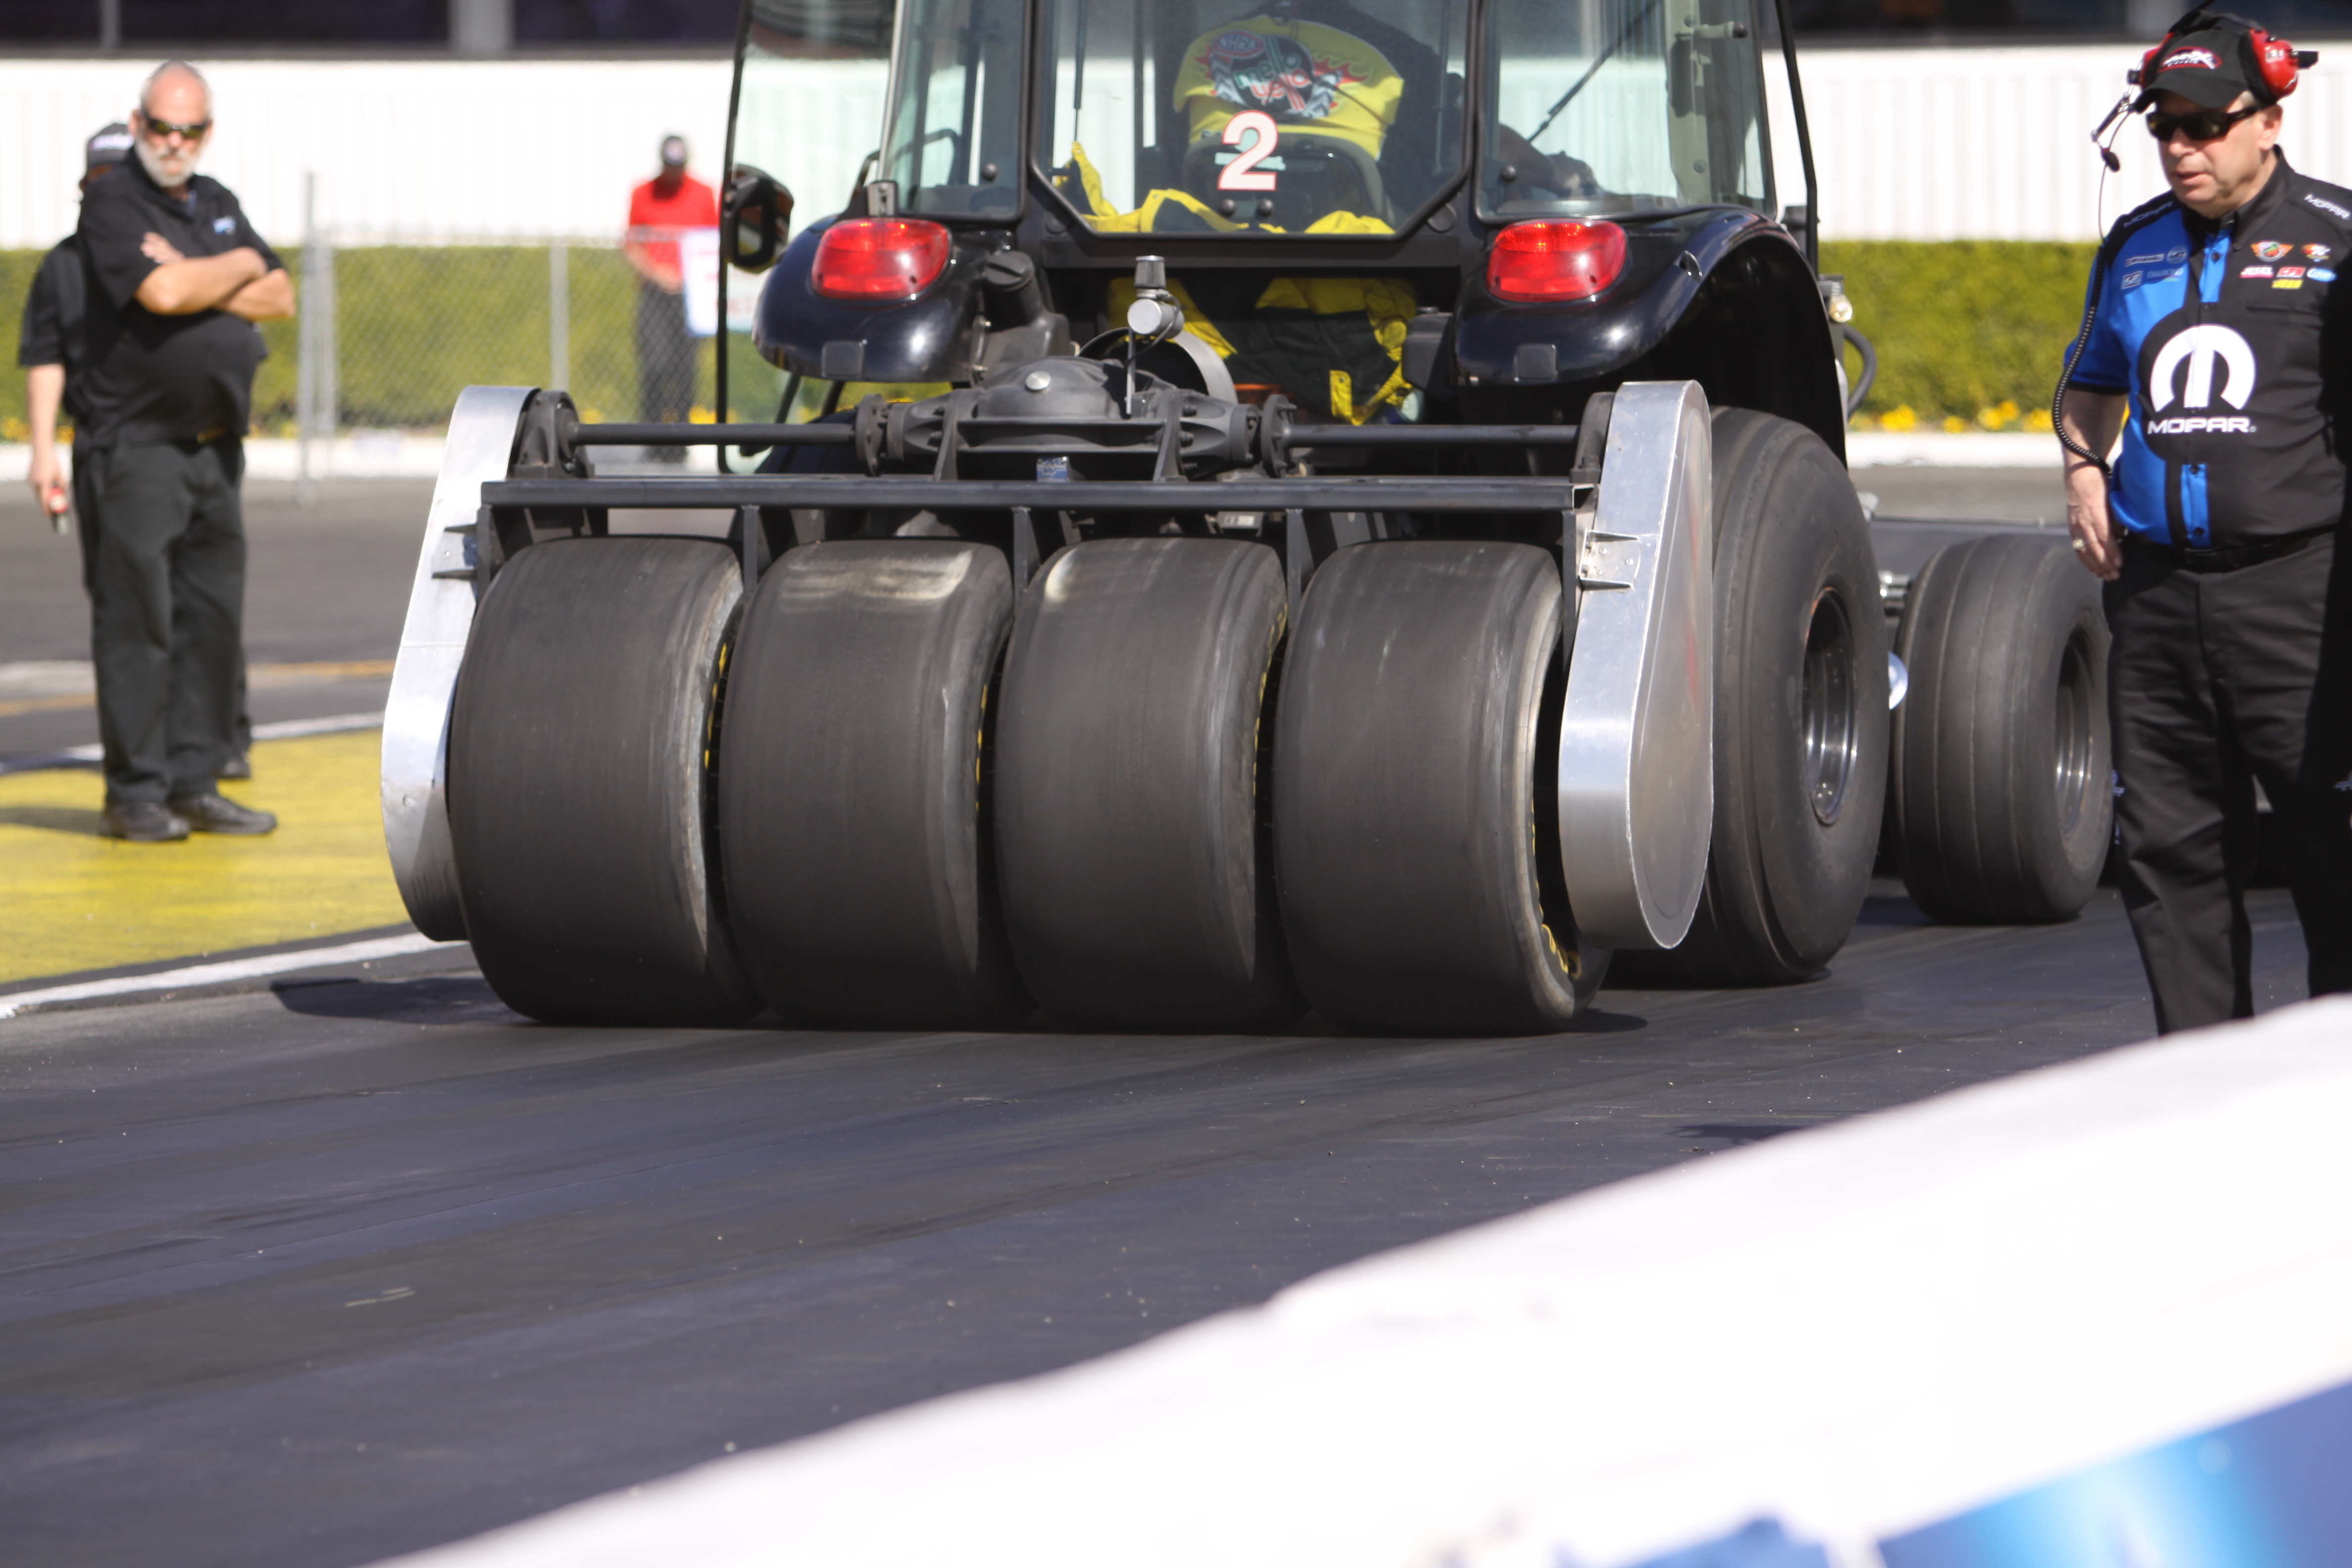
[447,537,758,1027]
[993,538,1301,1032]
[718,540,1030,1027]
[1614,407,1889,986]
[1275,541,1606,1035]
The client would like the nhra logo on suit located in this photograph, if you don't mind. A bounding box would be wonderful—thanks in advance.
[2143,322,2258,436]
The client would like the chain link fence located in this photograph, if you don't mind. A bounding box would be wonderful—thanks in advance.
[1,226,787,470]
[281,229,786,435]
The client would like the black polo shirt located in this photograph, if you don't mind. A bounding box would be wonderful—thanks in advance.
[15,239,93,424]
[74,158,282,447]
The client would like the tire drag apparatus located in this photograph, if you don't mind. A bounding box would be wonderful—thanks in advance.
[383,371,1737,1034]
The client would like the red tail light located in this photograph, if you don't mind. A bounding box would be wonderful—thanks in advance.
[1487,220,1628,304]
[812,218,953,300]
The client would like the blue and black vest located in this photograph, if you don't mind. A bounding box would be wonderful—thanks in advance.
[2069,153,2352,547]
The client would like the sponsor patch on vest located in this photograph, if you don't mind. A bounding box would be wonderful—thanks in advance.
[2124,251,2166,265]
[2242,265,2276,278]
[2282,265,2307,278]
[2313,267,2338,282]
[2122,270,2143,288]
[2148,322,2257,412]
[2254,240,2293,260]
[2306,243,2334,261]
[2168,246,2189,262]
[2303,193,2352,218]
[2275,278,2305,289]
[212,216,235,234]
[2146,415,2256,434]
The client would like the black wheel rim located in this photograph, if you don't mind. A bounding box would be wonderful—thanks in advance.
[2052,627,2097,835]
[1802,588,1859,827]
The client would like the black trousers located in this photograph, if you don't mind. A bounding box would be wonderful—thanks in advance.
[2106,531,2352,1031]
[71,453,249,762]
[84,438,247,804]
[634,282,697,429]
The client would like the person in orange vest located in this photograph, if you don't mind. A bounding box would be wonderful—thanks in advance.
[624,134,719,455]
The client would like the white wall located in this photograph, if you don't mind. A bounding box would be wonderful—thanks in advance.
[0,57,887,249]
[10,44,2352,248]
[1770,41,2352,241]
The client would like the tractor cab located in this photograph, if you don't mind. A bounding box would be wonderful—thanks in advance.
[725,0,1838,443]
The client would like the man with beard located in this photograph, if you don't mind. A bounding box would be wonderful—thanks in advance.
[74,60,292,841]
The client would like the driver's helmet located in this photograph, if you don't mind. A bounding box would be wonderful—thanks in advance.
[1173,16,1404,219]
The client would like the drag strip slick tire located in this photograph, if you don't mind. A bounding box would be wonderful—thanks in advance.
[448,537,758,1026]
[1275,541,1604,1036]
[994,537,1301,1032]
[718,540,1029,1028]
[1617,408,1888,986]
[1891,533,2111,924]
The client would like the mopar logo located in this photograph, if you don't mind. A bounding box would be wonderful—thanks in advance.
[2146,415,2256,435]
[2149,323,2256,411]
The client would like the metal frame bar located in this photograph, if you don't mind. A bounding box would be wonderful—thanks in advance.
[482,476,1582,512]
[1770,0,1820,271]
[572,423,853,447]
[567,421,1583,452]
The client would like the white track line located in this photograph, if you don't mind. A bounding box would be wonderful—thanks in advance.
[0,931,461,1020]
[0,712,385,775]
[248,711,388,740]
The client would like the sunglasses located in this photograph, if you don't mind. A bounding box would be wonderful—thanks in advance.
[2146,105,2259,143]
[141,115,211,140]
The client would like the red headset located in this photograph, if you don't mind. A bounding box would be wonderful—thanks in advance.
[2132,9,2317,100]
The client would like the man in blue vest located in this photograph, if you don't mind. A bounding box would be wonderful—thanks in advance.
[2059,10,2352,1030]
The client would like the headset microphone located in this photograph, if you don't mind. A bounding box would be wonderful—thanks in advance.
[2092,96,2131,171]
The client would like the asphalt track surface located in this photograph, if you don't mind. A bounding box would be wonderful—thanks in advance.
[0,883,2319,1568]
[10,461,2253,1568]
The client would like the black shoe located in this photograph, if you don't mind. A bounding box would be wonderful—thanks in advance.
[167,792,278,835]
[102,801,191,842]
[220,753,252,781]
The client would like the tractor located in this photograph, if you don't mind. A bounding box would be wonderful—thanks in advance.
[382,0,2111,1033]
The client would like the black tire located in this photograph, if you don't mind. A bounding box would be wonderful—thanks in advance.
[1890,533,2111,923]
[448,537,758,1026]
[1275,541,1607,1035]
[718,540,1029,1028]
[994,538,1301,1031]
[1616,407,1889,986]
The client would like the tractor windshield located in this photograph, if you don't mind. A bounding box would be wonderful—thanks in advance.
[1034,0,1468,237]
[1481,0,1772,221]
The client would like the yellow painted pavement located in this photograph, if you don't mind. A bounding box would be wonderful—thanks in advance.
[0,729,409,985]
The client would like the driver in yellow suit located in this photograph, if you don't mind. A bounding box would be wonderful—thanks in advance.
[1064,13,1415,423]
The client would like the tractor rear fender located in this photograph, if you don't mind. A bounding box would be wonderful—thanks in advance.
[1459,218,1845,460]
[756,216,1042,385]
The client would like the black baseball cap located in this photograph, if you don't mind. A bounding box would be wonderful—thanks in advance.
[2135,21,2273,110]
[85,122,133,170]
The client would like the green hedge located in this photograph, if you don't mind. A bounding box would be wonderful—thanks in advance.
[1,245,783,439]
[1823,240,2096,431]
[4,241,2097,439]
